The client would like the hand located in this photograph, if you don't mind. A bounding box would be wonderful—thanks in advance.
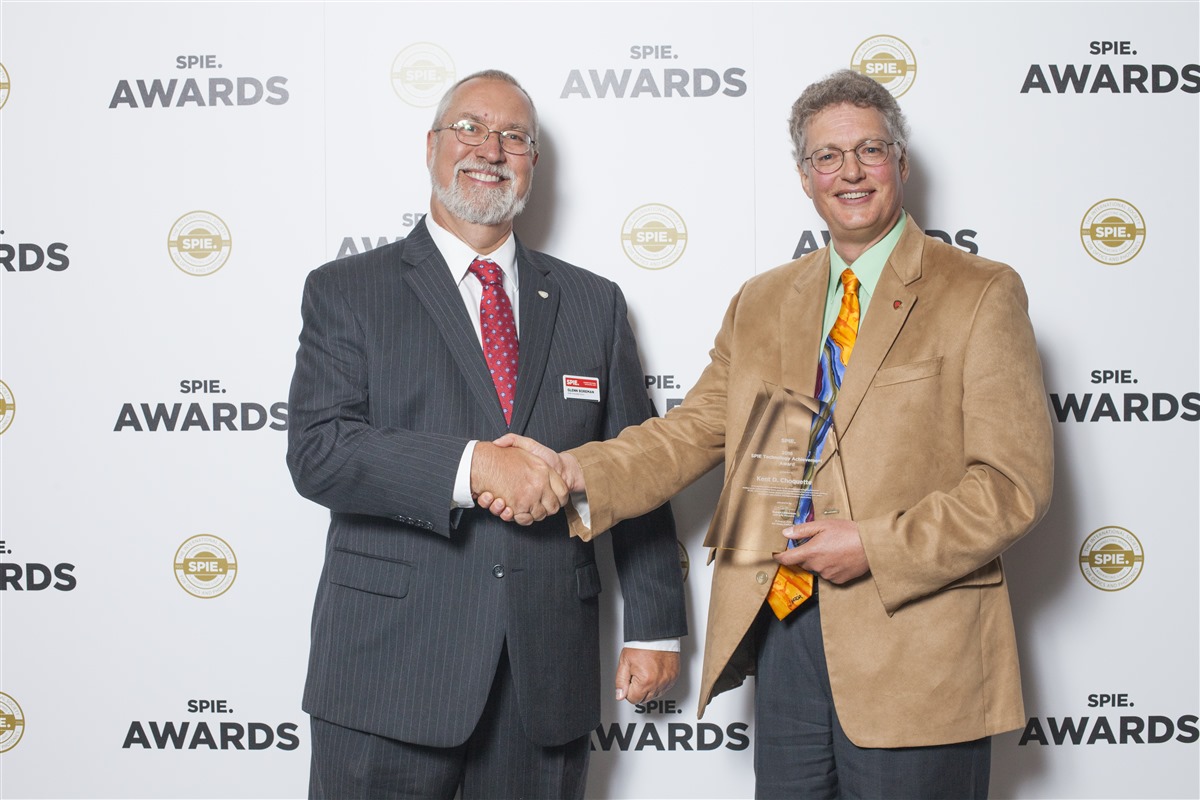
[476,435,586,524]
[773,519,869,584]
[470,441,568,525]
[614,648,679,704]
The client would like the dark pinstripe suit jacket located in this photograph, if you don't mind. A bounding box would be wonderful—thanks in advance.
[287,219,687,748]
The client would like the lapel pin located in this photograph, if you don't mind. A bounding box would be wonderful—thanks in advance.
[538,290,549,299]
[893,300,902,310]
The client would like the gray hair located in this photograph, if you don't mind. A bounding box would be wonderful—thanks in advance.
[431,69,539,152]
[789,69,909,167]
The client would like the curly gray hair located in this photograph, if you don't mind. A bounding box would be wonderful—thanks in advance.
[789,69,909,168]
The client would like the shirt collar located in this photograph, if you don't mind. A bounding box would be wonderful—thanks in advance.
[425,212,519,290]
[829,210,906,301]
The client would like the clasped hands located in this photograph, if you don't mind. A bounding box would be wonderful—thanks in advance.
[471,434,870,584]
[469,434,584,525]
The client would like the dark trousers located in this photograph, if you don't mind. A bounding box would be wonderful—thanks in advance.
[754,601,991,800]
[310,644,589,800]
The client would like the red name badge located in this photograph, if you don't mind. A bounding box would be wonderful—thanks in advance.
[563,375,600,402]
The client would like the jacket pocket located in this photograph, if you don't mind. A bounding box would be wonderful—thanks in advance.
[943,559,1003,591]
[575,561,602,599]
[328,548,413,599]
[872,356,943,388]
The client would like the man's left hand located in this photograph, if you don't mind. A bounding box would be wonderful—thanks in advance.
[614,648,679,704]
[774,519,869,584]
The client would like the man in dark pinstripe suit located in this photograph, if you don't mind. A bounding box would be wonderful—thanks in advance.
[287,70,688,799]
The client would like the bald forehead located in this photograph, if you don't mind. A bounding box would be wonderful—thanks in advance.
[442,78,535,133]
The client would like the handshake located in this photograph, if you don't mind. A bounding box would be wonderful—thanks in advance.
[469,434,587,525]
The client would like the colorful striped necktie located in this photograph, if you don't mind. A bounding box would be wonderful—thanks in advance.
[767,268,861,620]
[468,258,519,426]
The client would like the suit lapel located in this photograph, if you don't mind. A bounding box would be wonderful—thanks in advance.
[781,251,830,397]
[510,241,559,435]
[831,219,925,440]
[401,221,507,426]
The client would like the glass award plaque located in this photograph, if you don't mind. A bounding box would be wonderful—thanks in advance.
[704,384,830,553]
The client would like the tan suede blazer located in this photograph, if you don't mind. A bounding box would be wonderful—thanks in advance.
[570,218,1054,748]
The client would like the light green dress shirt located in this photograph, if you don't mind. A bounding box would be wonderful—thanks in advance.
[818,211,908,356]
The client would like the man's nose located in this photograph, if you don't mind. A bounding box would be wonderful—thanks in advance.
[474,131,505,161]
[838,150,864,179]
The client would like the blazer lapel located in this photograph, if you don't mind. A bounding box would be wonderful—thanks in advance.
[830,218,925,440]
[510,240,559,435]
[401,221,507,427]
[781,251,830,397]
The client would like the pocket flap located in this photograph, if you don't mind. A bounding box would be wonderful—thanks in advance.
[872,356,943,388]
[575,561,602,599]
[328,549,412,599]
[944,559,1003,591]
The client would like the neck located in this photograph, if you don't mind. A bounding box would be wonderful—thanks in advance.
[429,202,513,255]
[830,220,901,265]
[831,242,866,266]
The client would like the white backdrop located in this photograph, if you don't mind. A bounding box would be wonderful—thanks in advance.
[1,2,1197,798]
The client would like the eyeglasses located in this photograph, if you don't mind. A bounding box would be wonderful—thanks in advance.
[804,140,898,174]
[433,119,536,155]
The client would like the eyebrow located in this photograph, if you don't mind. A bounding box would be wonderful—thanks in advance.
[812,136,888,150]
[456,112,530,133]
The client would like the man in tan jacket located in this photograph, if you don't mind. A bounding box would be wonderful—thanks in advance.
[481,69,1053,798]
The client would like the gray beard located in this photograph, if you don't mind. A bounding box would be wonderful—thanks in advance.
[431,157,529,225]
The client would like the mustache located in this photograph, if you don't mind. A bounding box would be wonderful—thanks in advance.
[454,157,516,182]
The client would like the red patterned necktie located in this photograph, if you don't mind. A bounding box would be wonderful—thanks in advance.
[767,268,861,620]
[468,258,519,426]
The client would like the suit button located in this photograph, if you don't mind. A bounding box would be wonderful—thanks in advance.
[492,565,505,579]
[755,571,769,584]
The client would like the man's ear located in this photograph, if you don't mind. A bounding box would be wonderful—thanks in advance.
[798,162,814,199]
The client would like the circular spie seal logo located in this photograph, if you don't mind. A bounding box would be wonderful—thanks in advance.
[1079,526,1144,591]
[677,540,690,581]
[168,211,232,276]
[0,62,11,110]
[391,43,455,107]
[851,35,917,97]
[621,204,688,270]
[0,692,26,753]
[174,535,238,598]
[1080,199,1146,265]
[0,380,14,435]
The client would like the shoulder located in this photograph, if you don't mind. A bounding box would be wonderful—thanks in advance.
[729,248,826,307]
[918,235,1026,296]
[303,235,417,297]
[519,242,623,299]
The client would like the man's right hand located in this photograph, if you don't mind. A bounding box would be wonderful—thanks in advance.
[470,441,569,525]
[476,434,586,525]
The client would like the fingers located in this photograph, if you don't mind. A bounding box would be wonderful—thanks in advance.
[772,546,805,567]
[547,469,569,509]
[614,654,631,702]
[472,438,574,524]
[475,492,516,523]
[615,649,680,705]
[773,520,869,584]
[479,445,571,522]
[558,451,586,494]
[782,523,815,542]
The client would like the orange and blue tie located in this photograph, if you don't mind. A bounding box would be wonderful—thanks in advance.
[767,268,861,620]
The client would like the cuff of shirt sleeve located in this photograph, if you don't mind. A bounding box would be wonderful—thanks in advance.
[625,638,680,653]
[570,490,592,529]
[452,440,478,509]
